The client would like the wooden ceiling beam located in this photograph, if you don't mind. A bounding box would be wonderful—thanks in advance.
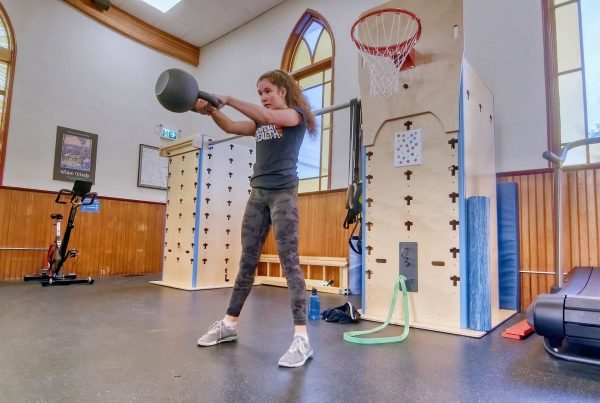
[63,0,200,66]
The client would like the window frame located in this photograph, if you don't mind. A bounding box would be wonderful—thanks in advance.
[544,0,599,167]
[0,2,15,186]
[281,9,334,192]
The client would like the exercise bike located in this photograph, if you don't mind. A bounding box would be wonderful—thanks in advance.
[23,180,96,286]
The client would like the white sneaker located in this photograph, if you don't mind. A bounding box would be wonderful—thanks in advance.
[278,336,313,367]
[197,320,238,346]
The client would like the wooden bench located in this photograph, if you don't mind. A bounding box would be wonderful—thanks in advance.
[255,254,349,295]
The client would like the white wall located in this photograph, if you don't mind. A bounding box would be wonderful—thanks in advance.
[2,0,195,201]
[463,0,549,172]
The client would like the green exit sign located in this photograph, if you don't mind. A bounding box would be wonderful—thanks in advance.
[160,127,179,141]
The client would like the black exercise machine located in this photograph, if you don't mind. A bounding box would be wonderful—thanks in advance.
[527,267,600,365]
[23,180,96,286]
[526,137,600,366]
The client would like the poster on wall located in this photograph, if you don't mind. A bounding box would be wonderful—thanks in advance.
[137,144,168,190]
[53,126,98,183]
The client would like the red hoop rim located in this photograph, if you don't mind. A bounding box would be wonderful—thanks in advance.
[350,8,422,56]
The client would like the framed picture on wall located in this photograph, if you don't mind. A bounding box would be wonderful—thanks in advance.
[53,126,98,183]
[137,144,168,190]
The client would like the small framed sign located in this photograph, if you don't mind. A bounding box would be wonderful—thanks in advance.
[137,144,168,190]
[53,126,98,183]
[81,198,100,212]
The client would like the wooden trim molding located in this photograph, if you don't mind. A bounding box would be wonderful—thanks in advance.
[497,168,553,178]
[281,9,334,72]
[299,187,346,197]
[290,57,332,80]
[0,1,16,187]
[0,47,11,63]
[0,185,166,206]
[62,0,200,66]
[497,162,600,179]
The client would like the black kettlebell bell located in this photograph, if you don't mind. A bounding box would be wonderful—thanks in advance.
[155,68,219,113]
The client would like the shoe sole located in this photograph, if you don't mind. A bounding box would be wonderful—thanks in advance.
[197,336,237,347]
[278,350,313,368]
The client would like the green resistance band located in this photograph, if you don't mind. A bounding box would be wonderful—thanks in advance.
[343,275,409,345]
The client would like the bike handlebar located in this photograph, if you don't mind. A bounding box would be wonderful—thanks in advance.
[54,189,98,206]
[80,192,97,206]
[55,189,73,204]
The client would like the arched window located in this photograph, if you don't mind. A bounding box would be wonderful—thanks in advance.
[282,10,334,192]
[0,3,15,185]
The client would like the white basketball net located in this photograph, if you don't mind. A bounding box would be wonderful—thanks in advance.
[352,9,421,97]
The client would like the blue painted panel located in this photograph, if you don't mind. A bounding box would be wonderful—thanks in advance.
[192,137,204,288]
[467,196,491,331]
[496,182,521,310]
[349,236,362,295]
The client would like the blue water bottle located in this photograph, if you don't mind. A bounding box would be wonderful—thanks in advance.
[309,287,320,320]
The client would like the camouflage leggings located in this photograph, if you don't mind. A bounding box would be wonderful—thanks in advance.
[226,187,307,325]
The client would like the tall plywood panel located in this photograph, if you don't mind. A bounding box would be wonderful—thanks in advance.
[152,135,254,290]
[460,60,501,327]
[364,112,461,331]
[358,0,515,336]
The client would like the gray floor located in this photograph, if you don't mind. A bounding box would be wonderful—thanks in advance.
[1,276,600,403]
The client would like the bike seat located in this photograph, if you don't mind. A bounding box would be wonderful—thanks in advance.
[50,214,63,220]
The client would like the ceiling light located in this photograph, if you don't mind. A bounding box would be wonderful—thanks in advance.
[141,0,182,13]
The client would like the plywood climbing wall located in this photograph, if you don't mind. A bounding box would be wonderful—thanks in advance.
[152,135,254,290]
[358,0,515,336]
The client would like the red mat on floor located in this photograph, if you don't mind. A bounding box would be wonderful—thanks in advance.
[501,319,534,340]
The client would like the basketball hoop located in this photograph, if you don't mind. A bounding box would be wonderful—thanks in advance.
[351,8,422,97]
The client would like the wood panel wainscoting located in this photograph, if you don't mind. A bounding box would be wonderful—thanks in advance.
[257,189,354,284]
[498,165,600,310]
[4,170,599,311]
[1,187,353,283]
[0,186,165,281]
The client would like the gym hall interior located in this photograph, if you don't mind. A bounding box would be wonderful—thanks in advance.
[1,0,600,401]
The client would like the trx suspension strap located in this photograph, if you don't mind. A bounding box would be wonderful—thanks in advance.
[343,275,410,344]
[343,99,362,230]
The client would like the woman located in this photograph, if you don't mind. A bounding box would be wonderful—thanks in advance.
[194,69,316,368]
